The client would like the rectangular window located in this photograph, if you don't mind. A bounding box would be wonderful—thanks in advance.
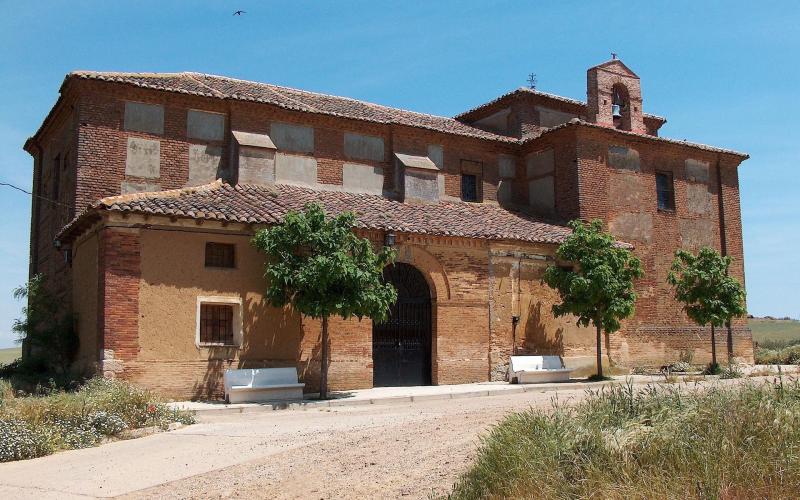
[461,174,478,202]
[461,160,483,202]
[51,154,61,200]
[656,171,675,211]
[199,304,234,345]
[205,242,235,268]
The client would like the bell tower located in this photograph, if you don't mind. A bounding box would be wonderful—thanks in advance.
[587,56,645,133]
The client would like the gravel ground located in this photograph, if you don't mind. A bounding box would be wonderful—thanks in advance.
[4,377,783,499]
[123,387,589,499]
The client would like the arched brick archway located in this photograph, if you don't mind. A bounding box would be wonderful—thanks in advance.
[611,82,632,131]
[372,262,432,386]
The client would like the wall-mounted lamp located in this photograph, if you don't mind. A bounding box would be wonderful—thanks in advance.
[384,231,396,248]
[53,239,62,249]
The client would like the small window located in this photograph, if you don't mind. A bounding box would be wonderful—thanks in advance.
[461,174,478,202]
[205,242,235,268]
[199,304,234,345]
[656,171,675,211]
[51,154,61,200]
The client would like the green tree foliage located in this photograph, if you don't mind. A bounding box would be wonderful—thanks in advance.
[251,203,397,398]
[12,274,79,378]
[543,219,643,379]
[667,248,746,371]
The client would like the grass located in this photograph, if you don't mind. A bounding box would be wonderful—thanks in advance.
[448,380,800,499]
[755,344,800,365]
[0,347,21,367]
[0,378,194,462]
[750,318,800,348]
[747,318,800,365]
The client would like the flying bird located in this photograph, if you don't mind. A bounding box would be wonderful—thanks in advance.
[233,10,246,16]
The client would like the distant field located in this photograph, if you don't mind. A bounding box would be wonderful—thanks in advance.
[750,318,800,346]
[0,347,21,366]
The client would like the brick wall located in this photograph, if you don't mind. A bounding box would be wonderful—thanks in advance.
[574,126,751,364]
[97,227,141,376]
[66,80,521,209]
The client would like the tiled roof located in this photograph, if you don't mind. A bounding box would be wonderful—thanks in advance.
[59,180,573,245]
[531,119,749,158]
[67,71,516,143]
[454,87,667,122]
[45,71,745,161]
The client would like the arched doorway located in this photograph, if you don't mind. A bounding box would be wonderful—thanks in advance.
[373,263,432,386]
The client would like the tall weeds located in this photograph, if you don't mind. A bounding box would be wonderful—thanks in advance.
[450,381,800,499]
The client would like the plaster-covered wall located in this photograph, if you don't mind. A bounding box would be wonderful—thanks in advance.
[487,243,595,379]
[72,232,99,374]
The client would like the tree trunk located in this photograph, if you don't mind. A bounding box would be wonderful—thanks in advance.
[726,320,734,362]
[320,315,329,399]
[710,324,717,367]
[596,324,603,378]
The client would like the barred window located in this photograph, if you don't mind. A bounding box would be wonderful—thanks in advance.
[460,160,483,202]
[199,304,234,345]
[205,242,235,268]
[461,174,478,202]
[656,171,675,211]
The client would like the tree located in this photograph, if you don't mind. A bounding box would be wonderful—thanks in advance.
[543,219,643,379]
[13,274,79,377]
[667,247,746,371]
[251,203,397,399]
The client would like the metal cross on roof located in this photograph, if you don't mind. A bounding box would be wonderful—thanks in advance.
[527,73,537,90]
[611,52,618,60]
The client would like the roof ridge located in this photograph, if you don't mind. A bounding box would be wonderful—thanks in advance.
[71,70,188,78]
[454,87,666,121]
[63,70,516,143]
[265,85,324,114]
[96,179,224,207]
[201,72,470,124]
[195,72,389,110]
[530,119,747,158]
[183,73,226,98]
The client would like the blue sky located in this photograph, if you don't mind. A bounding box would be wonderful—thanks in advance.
[0,1,798,348]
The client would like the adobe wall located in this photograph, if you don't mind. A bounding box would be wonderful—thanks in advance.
[71,230,99,374]
[91,221,504,399]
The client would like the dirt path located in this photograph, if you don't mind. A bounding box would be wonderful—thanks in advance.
[3,378,781,499]
[121,388,587,499]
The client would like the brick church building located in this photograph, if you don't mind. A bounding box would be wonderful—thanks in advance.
[25,58,750,399]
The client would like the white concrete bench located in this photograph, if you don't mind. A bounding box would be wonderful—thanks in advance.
[224,367,305,403]
[508,355,572,384]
